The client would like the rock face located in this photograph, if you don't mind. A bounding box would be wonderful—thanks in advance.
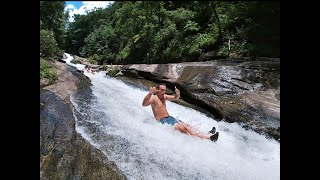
[40,78,50,88]
[120,58,280,141]
[40,61,127,180]
[73,55,101,70]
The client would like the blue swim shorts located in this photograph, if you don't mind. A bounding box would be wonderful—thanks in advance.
[159,116,182,126]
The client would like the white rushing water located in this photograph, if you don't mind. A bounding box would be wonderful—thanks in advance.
[63,52,279,180]
[61,53,86,71]
[69,71,280,180]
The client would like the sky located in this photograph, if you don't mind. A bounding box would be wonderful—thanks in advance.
[65,1,114,22]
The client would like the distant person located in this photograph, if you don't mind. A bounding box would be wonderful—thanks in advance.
[84,65,95,74]
[142,84,219,142]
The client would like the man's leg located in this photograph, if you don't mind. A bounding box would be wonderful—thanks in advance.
[174,123,211,139]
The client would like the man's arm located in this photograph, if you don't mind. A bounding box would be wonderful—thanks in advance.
[165,86,180,101]
[142,93,153,106]
[142,87,156,106]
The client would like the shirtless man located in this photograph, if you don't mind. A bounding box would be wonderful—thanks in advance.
[142,83,219,142]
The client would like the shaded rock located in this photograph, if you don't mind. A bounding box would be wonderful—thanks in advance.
[40,90,127,180]
[121,69,140,78]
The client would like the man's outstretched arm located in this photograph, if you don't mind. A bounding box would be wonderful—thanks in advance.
[165,86,180,101]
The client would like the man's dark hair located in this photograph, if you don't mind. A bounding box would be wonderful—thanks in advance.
[156,83,166,89]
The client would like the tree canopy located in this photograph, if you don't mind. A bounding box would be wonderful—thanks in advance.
[41,1,280,65]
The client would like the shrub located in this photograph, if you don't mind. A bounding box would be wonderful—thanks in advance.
[40,58,58,83]
[40,29,60,57]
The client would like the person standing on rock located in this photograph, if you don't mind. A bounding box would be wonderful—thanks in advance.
[142,83,219,142]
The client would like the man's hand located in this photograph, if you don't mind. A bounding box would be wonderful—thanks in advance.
[164,86,180,101]
[175,86,180,95]
[149,86,158,95]
[143,87,156,106]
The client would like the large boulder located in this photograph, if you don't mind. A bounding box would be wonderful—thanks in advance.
[72,55,101,70]
[120,58,280,141]
[40,90,127,180]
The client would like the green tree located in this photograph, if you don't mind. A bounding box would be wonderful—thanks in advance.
[81,24,117,65]
[40,1,67,50]
[40,29,59,57]
[64,1,280,65]
[65,7,113,55]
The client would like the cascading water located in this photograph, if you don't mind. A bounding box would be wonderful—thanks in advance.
[61,53,86,71]
[65,53,279,180]
[72,72,279,180]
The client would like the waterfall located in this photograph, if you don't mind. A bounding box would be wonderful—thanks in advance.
[71,72,279,180]
[64,53,279,180]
